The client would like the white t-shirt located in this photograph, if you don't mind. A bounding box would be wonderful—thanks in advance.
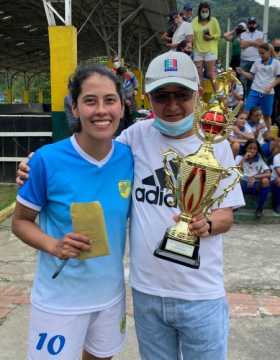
[240,30,264,61]
[172,21,193,46]
[247,119,267,144]
[229,121,253,141]
[236,154,269,177]
[271,153,280,181]
[251,58,280,95]
[117,120,244,301]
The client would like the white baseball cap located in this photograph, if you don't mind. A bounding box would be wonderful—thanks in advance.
[145,51,199,93]
[238,22,247,30]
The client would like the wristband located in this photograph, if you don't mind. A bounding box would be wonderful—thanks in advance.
[207,220,212,235]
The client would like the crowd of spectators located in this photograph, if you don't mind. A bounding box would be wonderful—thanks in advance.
[161,2,221,92]
[225,19,280,218]
[161,2,280,218]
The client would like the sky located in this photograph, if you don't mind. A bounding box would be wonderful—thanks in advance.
[255,0,280,7]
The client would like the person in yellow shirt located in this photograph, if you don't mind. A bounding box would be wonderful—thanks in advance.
[192,2,221,92]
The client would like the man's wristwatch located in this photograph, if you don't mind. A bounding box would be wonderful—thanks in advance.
[207,219,212,235]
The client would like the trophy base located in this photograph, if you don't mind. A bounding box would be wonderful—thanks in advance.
[154,234,200,269]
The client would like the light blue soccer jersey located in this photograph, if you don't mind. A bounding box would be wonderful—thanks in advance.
[17,135,133,314]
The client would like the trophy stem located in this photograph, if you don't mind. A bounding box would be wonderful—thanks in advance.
[179,213,192,223]
[201,141,214,152]
[169,215,197,245]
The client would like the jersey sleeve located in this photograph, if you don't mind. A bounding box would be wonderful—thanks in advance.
[235,155,243,165]
[273,154,280,168]
[274,59,280,76]
[116,128,130,145]
[250,61,257,74]
[236,83,244,97]
[17,151,47,211]
[244,123,253,134]
[260,157,270,172]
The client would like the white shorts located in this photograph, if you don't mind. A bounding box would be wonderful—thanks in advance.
[193,51,217,62]
[27,296,126,359]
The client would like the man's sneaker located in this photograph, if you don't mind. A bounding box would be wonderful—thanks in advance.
[273,206,280,214]
[255,208,263,220]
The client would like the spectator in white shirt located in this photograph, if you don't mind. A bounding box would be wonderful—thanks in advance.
[161,11,177,46]
[226,69,244,108]
[272,38,280,123]
[240,17,264,95]
[166,12,193,52]
[246,107,271,145]
[236,139,271,219]
[182,3,193,23]
[237,43,280,128]
[229,111,254,157]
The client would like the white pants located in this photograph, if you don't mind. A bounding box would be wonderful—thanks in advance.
[27,296,126,359]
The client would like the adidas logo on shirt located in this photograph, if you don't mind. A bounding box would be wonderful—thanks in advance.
[135,161,178,208]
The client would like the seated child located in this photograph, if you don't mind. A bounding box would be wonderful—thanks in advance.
[236,139,271,219]
[246,107,273,145]
[227,70,244,109]
[229,111,254,157]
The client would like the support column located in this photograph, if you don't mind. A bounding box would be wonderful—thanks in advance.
[38,89,44,104]
[263,0,269,42]
[4,72,12,103]
[22,89,30,104]
[4,88,12,104]
[131,67,142,109]
[48,26,77,141]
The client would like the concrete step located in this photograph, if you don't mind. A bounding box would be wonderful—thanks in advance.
[234,208,280,224]
[244,193,273,210]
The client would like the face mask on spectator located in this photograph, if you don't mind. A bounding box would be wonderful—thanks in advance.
[248,24,256,32]
[235,25,246,35]
[152,113,194,137]
[200,10,209,20]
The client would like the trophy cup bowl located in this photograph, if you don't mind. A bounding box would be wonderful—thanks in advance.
[154,95,242,269]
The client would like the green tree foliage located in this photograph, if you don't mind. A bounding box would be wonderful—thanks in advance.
[0,72,50,104]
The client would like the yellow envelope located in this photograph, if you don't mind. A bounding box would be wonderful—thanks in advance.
[71,202,110,260]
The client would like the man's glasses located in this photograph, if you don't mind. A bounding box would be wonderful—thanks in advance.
[150,90,194,104]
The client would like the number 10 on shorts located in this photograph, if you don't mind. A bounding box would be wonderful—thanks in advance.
[36,333,66,355]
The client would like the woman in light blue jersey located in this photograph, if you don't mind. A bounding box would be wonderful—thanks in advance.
[12,64,133,360]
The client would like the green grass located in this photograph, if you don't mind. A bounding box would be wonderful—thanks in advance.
[0,184,17,211]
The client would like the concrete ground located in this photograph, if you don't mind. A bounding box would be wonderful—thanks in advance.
[0,217,279,360]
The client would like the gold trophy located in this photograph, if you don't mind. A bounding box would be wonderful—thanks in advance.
[154,79,242,268]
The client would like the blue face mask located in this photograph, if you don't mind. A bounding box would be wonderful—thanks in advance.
[152,113,194,137]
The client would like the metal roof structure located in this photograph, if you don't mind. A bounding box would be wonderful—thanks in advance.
[0,0,177,74]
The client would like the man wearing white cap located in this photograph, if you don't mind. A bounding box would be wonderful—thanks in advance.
[118,51,244,359]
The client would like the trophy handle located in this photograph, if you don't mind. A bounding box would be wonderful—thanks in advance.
[210,101,243,144]
[203,166,243,214]
[162,149,182,199]
[194,97,206,142]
